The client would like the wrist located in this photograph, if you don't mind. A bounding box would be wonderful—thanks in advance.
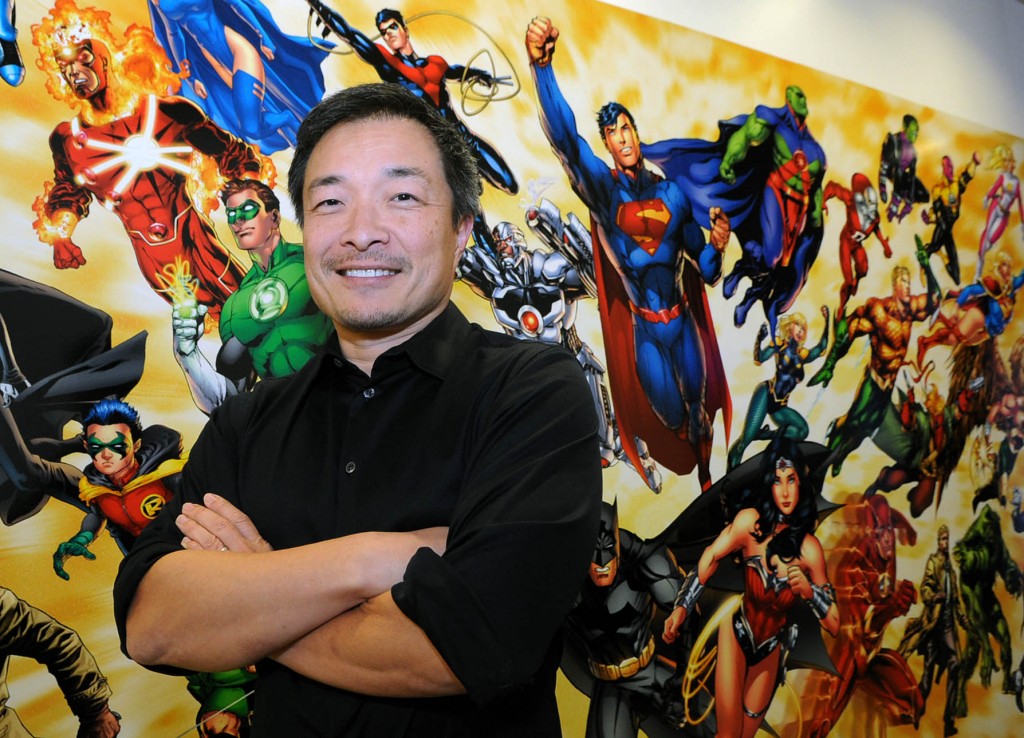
[345,531,415,601]
[673,568,705,613]
[67,530,95,547]
[806,582,835,620]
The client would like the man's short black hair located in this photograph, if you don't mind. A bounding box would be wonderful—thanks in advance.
[375,8,405,30]
[287,83,481,229]
[596,102,636,138]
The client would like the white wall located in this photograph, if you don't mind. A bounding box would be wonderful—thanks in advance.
[603,0,1024,137]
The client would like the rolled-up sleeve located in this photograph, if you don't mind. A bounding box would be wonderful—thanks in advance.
[391,345,602,704]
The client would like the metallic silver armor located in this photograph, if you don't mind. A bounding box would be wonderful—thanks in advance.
[457,199,660,491]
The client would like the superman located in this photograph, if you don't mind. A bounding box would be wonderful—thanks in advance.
[643,86,827,334]
[527,17,730,487]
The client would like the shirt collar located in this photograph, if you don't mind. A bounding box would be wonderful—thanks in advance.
[321,302,471,381]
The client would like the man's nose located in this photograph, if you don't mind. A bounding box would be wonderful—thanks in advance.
[343,203,387,252]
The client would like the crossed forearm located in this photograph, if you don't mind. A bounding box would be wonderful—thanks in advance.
[125,532,433,672]
[272,590,465,697]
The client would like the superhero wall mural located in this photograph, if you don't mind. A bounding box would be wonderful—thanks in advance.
[0,0,1022,735]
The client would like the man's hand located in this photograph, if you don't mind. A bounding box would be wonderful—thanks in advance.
[177,493,274,553]
[708,206,730,251]
[914,240,931,267]
[526,16,558,67]
[719,161,737,185]
[172,299,209,357]
[53,237,86,269]
[662,605,688,644]
[890,578,918,618]
[77,704,120,737]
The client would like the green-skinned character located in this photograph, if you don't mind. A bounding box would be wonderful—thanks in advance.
[172,179,332,413]
[953,505,1022,706]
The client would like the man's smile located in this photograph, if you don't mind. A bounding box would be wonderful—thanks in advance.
[339,268,400,278]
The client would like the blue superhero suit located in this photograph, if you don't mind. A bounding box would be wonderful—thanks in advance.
[532,61,730,487]
[149,0,332,154]
[0,0,23,86]
[643,98,827,334]
[955,267,1024,337]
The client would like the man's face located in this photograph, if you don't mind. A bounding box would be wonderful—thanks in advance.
[868,500,896,561]
[904,120,919,143]
[493,223,526,266]
[942,156,954,183]
[938,529,949,554]
[85,423,140,479]
[588,557,618,587]
[786,85,808,117]
[772,463,800,517]
[56,40,107,99]
[893,270,911,304]
[302,117,471,339]
[998,257,1013,282]
[225,190,277,252]
[603,113,641,170]
[874,522,895,561]
[378,19,409,52]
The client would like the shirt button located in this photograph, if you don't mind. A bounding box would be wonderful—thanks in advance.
[363,387,375,399]
[345,462,356,474]
[333,358,344,368]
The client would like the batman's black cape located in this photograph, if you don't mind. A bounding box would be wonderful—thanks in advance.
[0,271,147,522]
[654,441,841,678]
[559,443,840,737]
[559,524,716,738]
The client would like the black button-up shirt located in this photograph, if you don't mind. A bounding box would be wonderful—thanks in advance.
[114,304,602,736]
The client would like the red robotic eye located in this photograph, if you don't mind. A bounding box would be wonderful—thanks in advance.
[518,306,543,336]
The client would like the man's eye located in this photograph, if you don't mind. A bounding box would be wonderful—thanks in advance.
[315,198,341,209]
[393,193,418,202]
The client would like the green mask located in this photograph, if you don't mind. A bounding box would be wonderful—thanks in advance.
[226,199,262,225]
[86,431,130,459]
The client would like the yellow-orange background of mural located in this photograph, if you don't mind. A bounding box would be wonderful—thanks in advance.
[1,0,1021,735]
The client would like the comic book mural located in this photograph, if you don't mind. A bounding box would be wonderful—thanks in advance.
[0,0,1022,735]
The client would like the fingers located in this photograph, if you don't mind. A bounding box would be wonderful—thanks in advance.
[526,16,557,65]
[176,507,226,551]
[176,494,273,553]
[53,556,70,580]
[203,493,272,552]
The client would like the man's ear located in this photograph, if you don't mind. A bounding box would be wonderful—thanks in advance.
[453,216,473,266]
